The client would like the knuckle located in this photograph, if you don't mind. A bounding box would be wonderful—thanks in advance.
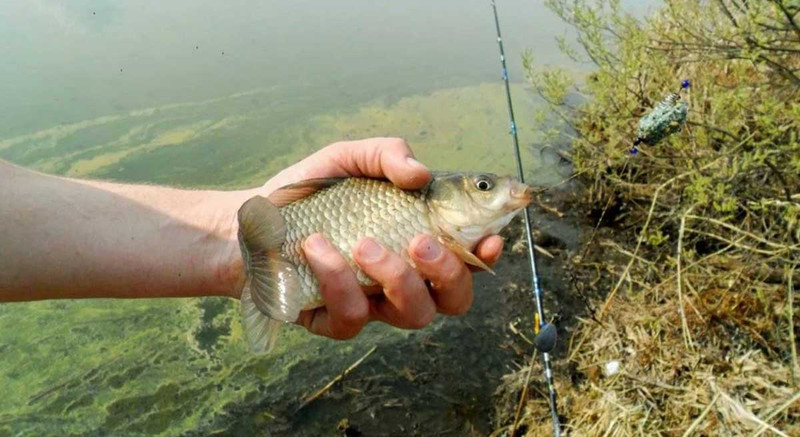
[339,303,369,328]
[444,293,473,316]
[329,324,361,340]
[408,306,436,329]
[438,263,467,287]
[386,265,415,288]
[385,137,408,150]
[327,261,352,279]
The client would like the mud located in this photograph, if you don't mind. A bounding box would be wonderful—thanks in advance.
[185,185,587,437]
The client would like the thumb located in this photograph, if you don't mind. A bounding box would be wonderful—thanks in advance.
[328,138,431,189]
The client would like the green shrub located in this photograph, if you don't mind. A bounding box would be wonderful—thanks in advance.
[507,1,800,434]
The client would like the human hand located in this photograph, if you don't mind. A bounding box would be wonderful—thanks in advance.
[262,138,504,339]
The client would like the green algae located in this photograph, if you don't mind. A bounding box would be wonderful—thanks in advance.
[0,83,558,189]
[0,83,555,435]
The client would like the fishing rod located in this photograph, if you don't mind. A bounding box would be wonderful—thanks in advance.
[489,1,561,436]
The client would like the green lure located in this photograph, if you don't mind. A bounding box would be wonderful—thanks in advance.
[631,80,690,154]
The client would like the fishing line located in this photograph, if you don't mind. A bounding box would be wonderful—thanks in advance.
[489,2,561,436]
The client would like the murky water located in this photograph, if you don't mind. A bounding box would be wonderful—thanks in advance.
[0,1,655,435]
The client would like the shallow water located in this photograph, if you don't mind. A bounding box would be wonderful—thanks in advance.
[0,1,655,435]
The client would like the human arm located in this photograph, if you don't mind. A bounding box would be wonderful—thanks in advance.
[0,159,251,301]
[0,137,503,338]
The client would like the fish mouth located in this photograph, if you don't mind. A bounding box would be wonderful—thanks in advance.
[508,184,533,209]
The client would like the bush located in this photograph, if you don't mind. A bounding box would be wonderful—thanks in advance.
[507,1,800,434]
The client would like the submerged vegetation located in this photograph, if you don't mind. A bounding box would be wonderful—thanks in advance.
[0,84,554,436]
[498,0,800,435]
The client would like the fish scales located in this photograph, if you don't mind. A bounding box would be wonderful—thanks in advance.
[235,172,532,352]
[280,178,434,307]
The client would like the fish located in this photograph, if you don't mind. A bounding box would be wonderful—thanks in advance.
[236,172,533,352]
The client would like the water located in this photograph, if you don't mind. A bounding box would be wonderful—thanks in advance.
[1,0,581,189]
[1,1,564,134]
[0,1,656,435]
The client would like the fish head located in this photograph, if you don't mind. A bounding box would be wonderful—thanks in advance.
[426,172,532,250]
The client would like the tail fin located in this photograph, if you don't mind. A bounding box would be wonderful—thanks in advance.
[240,287,283,353]
[237,196,304,353]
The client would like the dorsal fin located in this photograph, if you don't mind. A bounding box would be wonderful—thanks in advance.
[267,178,346,207]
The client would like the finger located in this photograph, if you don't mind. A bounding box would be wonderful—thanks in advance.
[474,235,504,268]
[325,138,431,189]
[409,235,473,315]
[353,237,436,329]
[300,233,369,339]
[261,138,431,195]
[296,307,335,339]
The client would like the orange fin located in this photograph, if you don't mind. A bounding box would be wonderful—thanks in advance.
[267,178,345,207]
[438,235,496,275]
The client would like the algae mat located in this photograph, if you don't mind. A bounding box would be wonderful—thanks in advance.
[0,83,553,436]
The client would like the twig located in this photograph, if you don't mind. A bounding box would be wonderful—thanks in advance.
[684,228,794,258]
[682,393,719,437]
[598,165,704,318]
[536,168,589,193]
[297,346,377,411]
[600,239,655,266]
[750,390,800,437]
[533,199,565,218]
[511,351,539,436]
[584,160,724,364]
[685,214,800,251]
[488,424,513,437]
[509,321,534,345]
[788,264,798,388]
[713,382,789,437]
[534,244,556,259]
[677,206,696,351]
[622,372,688,392]
[649,237,743,294]
[580,160,631,262]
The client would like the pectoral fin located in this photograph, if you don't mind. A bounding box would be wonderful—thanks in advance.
[438,235,496,275]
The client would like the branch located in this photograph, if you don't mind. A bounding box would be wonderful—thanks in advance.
[771,0,800,41]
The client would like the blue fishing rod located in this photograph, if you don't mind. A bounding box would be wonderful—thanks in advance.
[490,1,561,436]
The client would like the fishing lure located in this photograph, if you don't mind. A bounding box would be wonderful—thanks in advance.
[533,313,558,352]
[631,80,690,155]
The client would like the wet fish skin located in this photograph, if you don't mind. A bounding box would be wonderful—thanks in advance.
[281,177,433,309]
[237,172,532,352]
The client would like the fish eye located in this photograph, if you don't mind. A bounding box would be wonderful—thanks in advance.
[475,177,494,191]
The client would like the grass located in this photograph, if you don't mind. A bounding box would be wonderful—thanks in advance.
[493,1,800,435]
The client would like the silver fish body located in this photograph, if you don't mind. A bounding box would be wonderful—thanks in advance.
[236,172,531,352]
[281,178,434,309]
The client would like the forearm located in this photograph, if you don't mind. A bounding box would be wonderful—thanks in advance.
[0,160,252,301]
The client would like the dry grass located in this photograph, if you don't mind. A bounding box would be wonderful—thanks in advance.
[493,1,800,434]
[496,168,800,435]
[497,275,799,436]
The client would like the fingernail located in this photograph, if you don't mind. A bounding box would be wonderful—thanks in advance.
[305,234,329,252]
[406,156,428,171]
[357,238,384,262]
[414,236,441,261]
